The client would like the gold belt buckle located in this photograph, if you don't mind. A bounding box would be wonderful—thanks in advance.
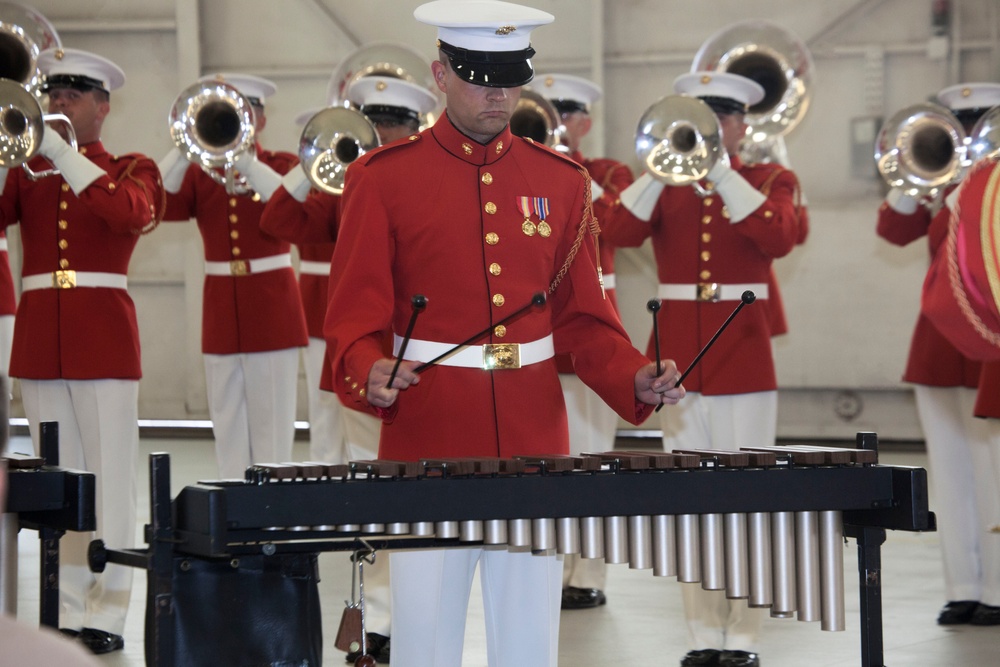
[53,270,77,289]
[697,282,720,302]
[230,260,249,276]
[483,343,521,370]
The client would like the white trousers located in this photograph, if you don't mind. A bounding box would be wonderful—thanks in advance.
[389,548,562,667]
[20,378,138,634]
[660,391,777,652]
[0,314,13,376]
[204,348,300,479]
[559,373,618,590]
[303,337,347,463]
[914,385,1000,605]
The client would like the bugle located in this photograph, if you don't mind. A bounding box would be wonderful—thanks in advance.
[298,106,380,196]
[635,94,725,195]
[874,102,966,201]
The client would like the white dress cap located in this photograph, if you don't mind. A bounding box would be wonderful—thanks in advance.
[38,47,125,92]
[673,71,765,112]
[414,0,553,53]
[347,76,439,115]
[199,73,277,104]
[937,82,1000,112]
[537,73,601,112]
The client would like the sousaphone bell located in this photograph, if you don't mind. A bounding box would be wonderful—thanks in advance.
[634,94,725,195]
[298,106,380,196]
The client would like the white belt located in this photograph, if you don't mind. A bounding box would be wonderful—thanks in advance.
[393,334,555,370]
[22,271,128,291]
[0,238,7,251]
[299,260,331,276]
[204,253,292,276]
[658,282,768,302]
[602,273,616,290]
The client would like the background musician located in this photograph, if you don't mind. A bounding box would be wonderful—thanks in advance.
[878,82,1000,627]
[604,71,802,667]
[534,72,635,612]
[158,74,308,479]
[0,47,164,655]
[324,2,685,665]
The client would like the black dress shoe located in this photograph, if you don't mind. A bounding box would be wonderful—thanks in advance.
[345,632,390,664]
[680,649,721,666]
[561,586,607,609]
[719,650,759,667]
[937,600,979,625]
[58,628,80,640]
[78,627,124,654]
[970,603,1000,626]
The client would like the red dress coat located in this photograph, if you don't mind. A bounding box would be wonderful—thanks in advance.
[877,192,981,388]
[601,157,800,395]
[0,231,16,316]
[325,116,654,461]
[0,142,162,379]
[162,145,308,354]
[554,151,634,374]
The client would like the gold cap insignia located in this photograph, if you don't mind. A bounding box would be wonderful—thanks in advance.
[545,76,554,87]
[54,48,65,60]
[962,87,972,98]
[495,25,517,36]
[376,81,387,91]
[700,74,712,84]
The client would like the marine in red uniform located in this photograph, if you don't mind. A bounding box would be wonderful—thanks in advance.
[529,72,634,611]
[158,74,308,479]
[604,72,801,667]
[0,48,163,654]
[0,232,14,378]
[325,3,684,666]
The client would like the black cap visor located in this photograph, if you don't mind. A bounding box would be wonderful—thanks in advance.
[440,40,534,88]
[41,73,107,94]
[699,95,747,116]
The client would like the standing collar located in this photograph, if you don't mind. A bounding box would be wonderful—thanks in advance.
[431,112,512,165]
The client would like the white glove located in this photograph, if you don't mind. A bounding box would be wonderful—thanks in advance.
[0,167,8,196]
[590,180,605,202]
[158,147,190,194]
[281,165,313,203]
[706,160,767,223]
[619,172,665,222]
[885,187,919,215]
[944,185,960,213]
[40,130,105,195]
[232,150,281,202]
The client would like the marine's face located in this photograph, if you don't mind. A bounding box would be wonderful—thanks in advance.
[433,59,520,144]
[46,86,109,144]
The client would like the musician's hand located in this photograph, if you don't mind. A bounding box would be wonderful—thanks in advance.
[366,358,420,408]
[634,360,685,406]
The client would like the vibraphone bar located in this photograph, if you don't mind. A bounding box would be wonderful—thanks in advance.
[94,432,932,667]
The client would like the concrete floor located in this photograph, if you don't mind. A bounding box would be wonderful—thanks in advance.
[7,435,1000,666]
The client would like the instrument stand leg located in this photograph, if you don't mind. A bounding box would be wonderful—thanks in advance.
[145,453,176,667]
[38,525,63,629]
[852,525,887,667]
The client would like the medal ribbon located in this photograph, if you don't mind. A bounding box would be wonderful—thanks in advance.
[533,197,549,221]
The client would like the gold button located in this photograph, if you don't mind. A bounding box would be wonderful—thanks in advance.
[702,197,714,207]
[61,183,69,192]
[59,201,68,210]
[251,192,261,203]
[58,220,68,229]
[58,239,68,249]
[701,215,711,224]
[107,182,116,190]
[462,143,473,155]
[359,388,366,397]
[485,202,497,214]
[481,173,493,185]
[485,232,499,245]
[763,210,773,219]
[229,214,238,223]
[229,198,238,207]
[722,208,730,219]
[495,141,503,154]
[489,262,501,276]
[701,232,711,243]
[80,146,87,155]
[345,376,352,383]
[494,325,507,338]
[351,382,358,390]
[59,258,69,269]
[232,247,241,256]
[700,251,710,262]
[230,230,239,240]
[700,270,711,280]
[408,135,418,141]
[492,293,505,307]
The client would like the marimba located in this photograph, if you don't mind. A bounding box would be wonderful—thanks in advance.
[2,422,97,628]
[94,431,932,667]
